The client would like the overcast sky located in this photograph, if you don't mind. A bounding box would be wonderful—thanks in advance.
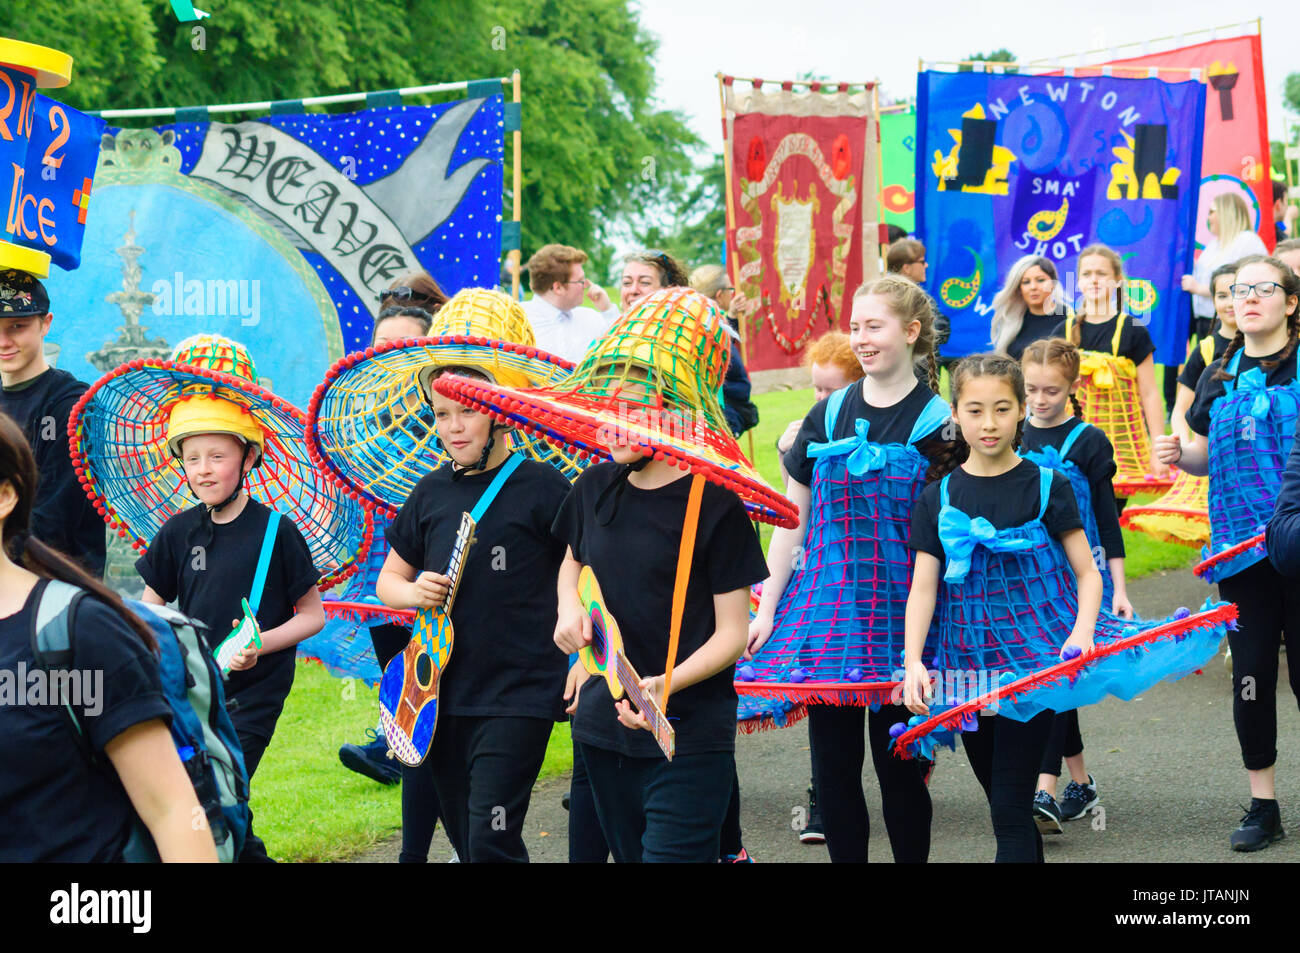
[635,1,1299,149]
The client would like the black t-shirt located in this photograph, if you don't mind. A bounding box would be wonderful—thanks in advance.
[784,380,951,487]
[1187,346,1299,438]
[1177,330,1233,390]
[909,459,1083,567]
[1006,306,1070,361]
[1022,420,1124,559]
[0,368,106,577]
[1051,314,1156,365]
[553,463,768,757]
[0,582,171,862]
[386,458,570,721]
[135,498,318,736]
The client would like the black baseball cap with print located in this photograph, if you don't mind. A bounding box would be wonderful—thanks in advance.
[0,270,50,318]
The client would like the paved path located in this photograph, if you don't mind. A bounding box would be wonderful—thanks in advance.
[351,568,1298,862]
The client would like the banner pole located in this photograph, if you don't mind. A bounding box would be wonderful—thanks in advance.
[511,69,522,300]
[874,83,887,260]
[717,73,747,365]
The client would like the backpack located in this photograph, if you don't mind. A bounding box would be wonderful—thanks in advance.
[31,579,251,862]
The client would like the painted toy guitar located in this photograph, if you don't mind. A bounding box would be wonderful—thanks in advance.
[379,512,477,766]
[213,598,263,674]
[578,566,676,760]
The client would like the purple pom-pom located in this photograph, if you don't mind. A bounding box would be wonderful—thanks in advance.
[846,667,864,683]
[1173,606,1190,620]
[889,722,907,739]
[789,667,808,683]
[321,592,340,602]
[1060,645,1082,661]
[736,664,755,682]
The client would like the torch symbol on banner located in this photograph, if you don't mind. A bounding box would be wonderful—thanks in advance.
[1207,61,1239,123]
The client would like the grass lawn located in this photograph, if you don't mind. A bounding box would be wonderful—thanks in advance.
[263,376,1194,861]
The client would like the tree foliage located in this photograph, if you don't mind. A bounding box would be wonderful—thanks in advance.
[5,0,701,264]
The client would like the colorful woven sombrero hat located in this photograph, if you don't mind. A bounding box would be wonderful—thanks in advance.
[69,334,373,588]
[431,287,798,528]
[305,287,588,515]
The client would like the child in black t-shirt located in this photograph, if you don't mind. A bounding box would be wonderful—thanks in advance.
[376,364,570,863]
[137,392,323,863]
[0,411,216,862]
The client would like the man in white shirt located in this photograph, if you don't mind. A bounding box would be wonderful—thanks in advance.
[521,244,619,363]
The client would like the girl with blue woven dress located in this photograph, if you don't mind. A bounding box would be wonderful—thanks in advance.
[904,353,1103,863]
[1020,337,1127,834]
[1155,254,1300,853]
[746,274,962,863]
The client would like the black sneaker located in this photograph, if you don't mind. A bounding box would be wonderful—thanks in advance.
[1230,799,1285,852]
[338,728,401,785]
[1033,790,1063,835]
[799,782,826,844]
[1059,775,1099,821]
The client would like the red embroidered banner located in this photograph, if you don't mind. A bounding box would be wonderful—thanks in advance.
[721,79,881,372]
[1101,33,1274,251]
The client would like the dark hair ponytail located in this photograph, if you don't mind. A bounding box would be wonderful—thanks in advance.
[0,412,156,652]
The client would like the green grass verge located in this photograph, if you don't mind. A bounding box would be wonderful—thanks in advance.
[253,661,571,862]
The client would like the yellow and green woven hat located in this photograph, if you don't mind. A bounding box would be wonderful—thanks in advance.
[69,334,373,588]
[306,287,588,514]
[432,287,798,527]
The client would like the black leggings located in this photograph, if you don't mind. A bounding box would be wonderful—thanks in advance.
[1039,710,1084,778]
[399,760,440,862]
[962,710,1054,863]
[720,767,743,857]
[806,702,932,863]
[1218,558,1300,771]
[568,735,610,862]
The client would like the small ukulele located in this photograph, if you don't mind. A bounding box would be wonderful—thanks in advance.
[578,566,675,760]
[379,511,476,766]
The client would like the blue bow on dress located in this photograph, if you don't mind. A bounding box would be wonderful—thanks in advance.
[806,419,889,474]
[937,505,1035,583]
[1233,367,1274,422]
[1026,444,1074,473]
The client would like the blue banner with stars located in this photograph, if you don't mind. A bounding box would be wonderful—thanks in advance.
[916,70,1205,364]
[40,95,504,408]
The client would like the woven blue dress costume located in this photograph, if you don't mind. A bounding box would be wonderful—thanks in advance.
[1200,349,1300,584]
[1022,419,1114,609]
[737,382,950,728]
[896,465,1231,760]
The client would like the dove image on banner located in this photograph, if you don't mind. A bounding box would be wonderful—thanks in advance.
[917,70,1205,364]
[40,94,504,408]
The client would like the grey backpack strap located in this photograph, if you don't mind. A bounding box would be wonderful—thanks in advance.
[32,579,85,666]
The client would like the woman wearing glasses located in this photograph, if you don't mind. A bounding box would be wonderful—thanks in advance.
[1155,255,1300,853]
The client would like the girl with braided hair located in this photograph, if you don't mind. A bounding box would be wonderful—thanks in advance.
[745,274,964,863]
[1156,254,1300,852]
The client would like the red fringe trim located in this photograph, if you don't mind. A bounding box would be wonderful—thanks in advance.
[322,600,416,624]
[1193,533,1266,578]
[737,702,809,735]
[1113,476,1175,497]
[734,680,900,707]
[892,603,1237,758]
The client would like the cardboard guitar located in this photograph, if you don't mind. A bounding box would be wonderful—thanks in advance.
[578,565,676,760]
[378,511,476,766]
